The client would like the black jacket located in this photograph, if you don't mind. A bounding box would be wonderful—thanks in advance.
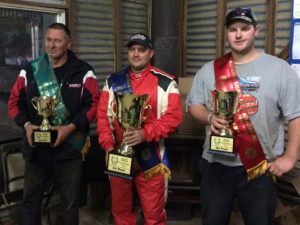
[8,50,99,161]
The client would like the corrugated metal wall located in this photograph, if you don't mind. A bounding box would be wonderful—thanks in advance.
[72,0,115,88]
[275,0,291,55]
[186,0,217,76]
[18,0,65,5]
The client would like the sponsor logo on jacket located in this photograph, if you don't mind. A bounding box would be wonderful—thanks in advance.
[69,83,82,88]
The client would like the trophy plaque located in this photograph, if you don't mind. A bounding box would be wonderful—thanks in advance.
[209,90,240,156]
[105,92,151,179]
[31,96,57,147]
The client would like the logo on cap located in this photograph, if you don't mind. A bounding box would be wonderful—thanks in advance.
[225,8,257,26]
[126,32,153,49]
[130,34,146,41]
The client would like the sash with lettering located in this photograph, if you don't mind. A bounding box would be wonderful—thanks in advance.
[214,53,267,181]
[108,67,171,179]
[31,53,89,154]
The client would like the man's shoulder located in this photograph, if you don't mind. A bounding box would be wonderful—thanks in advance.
[69,50,94,72]
[77,58,94,71]
[150,67,175,80]
[149,67,176,91]
[106,67,128,81]
[260,52,286,63]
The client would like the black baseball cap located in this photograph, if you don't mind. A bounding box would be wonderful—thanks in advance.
[126,32,153,49]
[225,8,257,27]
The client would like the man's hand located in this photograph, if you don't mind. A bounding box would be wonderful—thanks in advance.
[51,123,76,148]
[24,123,40,147]
[267,154,298,177]
[105,147,114,164]
[123,129,145,147]
[210,114,228,135]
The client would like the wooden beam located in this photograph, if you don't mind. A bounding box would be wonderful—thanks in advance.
[148,0,152,36]
[277,42,289,60]
[0,0,67,9]
[177,0,184,77]
[66,0,73,48]
[265,0,276,55]
[114,0,121,72]
[182,0,187,76]
[216,0,227,57]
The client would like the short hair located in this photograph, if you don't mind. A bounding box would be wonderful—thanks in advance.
[47,22,71,40]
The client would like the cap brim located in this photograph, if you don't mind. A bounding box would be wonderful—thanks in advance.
[225,17,255,26]
[126,40,152,49]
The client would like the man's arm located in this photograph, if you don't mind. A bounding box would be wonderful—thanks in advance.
[97,81,116,151]
[8,70,30,127]
[53,70,99,147]
[142,81,183,142]
[188,104,211,125]
[70,70,99,130]
[267,117,300,177]
[188,104,227,135]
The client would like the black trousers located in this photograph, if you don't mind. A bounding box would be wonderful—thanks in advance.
[21,158,82,225]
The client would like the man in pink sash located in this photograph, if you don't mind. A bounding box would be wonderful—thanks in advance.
[187,7,300,225]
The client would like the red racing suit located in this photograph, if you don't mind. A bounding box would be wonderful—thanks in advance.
[97,65,182,225]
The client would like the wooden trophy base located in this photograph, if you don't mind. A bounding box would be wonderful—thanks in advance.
[209,134,236,157]
[32,130,57,148]
[104,151,133,180]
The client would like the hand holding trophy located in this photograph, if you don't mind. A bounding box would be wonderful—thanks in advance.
[105,92,151,179]
[31,96,57,147]
[209,89,241,156]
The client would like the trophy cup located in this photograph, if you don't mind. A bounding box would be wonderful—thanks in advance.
[209,90,240,156]
[105,92,151,179]
[31,96,57,147]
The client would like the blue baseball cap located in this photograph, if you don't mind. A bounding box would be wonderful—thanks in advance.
[126,32,153,49]
[225,8,257,26]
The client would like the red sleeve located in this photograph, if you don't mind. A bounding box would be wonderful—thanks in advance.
[71,71,99,129]
[143,86,183,142]
[8,71,29,127]
[83,76,99,123]
[97,87,116,151]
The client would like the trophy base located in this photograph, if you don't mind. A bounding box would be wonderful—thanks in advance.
[32,130,57,148]
[105,151,133,180]
[209,134,236,157]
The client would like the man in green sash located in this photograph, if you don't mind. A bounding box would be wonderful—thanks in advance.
[187,7,300,225]
[8,23,99,225]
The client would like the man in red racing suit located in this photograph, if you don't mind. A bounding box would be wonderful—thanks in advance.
[97,32,182,225]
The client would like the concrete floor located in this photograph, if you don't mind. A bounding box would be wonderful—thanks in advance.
[0,204,201,225]
[78,205,201,225]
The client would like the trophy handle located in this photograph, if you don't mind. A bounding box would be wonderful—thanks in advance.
[110,98,117,119]
[138,104,152,128]
[31,97,39,110]
[207,97,214,112]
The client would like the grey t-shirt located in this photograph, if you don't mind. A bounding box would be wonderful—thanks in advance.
[187,52,300,166]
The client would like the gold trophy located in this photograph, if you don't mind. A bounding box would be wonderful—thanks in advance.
[209,90,240,156]
[31,96,57,147]
[105,92,151,179]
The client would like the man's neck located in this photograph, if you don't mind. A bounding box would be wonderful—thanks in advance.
[231,49,261,64]
[130,65,150,75]
[50,54,68,68]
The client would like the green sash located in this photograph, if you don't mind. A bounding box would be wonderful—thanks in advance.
[31,53,87,151]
